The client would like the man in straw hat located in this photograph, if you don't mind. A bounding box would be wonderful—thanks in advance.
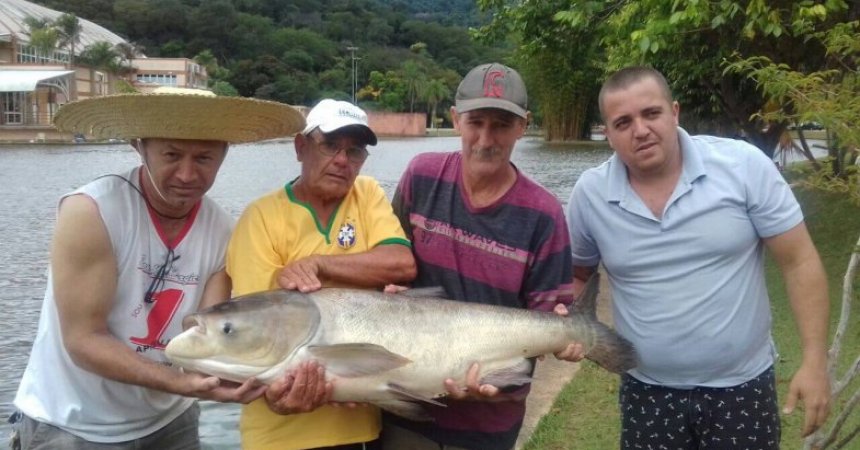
[226,98,416,450]
[12,87,305,449]
[382,63,585,450]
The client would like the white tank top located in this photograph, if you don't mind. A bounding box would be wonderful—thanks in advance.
[14,167,233,442]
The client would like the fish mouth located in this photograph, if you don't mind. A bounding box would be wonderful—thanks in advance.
[181,314,204,332]
[165,324,215,359]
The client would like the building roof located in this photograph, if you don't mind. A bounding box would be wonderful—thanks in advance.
[0,0,128,49]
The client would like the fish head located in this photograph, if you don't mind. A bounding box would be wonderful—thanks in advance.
[165,291,320,382]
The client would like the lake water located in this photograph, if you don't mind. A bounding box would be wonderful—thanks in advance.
[0,136,611,448]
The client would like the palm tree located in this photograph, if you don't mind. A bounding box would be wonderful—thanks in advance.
[54,14,82,68]
[421,79,450,129]
[22,17,58,62]
[401,60,428,113]
[77,41,120,72]
[114,41,144,75]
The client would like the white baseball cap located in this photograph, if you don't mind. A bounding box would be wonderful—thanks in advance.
[302,99,377,146]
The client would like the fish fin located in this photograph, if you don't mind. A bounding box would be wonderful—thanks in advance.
[570,272,600,318]
[375,400,435,421]
[387,383,446,406]
[479,359,534,387]
[307,343,411,377]
[398,286,448,299]
[584,321,638,374]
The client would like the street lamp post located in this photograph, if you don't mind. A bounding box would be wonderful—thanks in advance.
[346,46,359,104]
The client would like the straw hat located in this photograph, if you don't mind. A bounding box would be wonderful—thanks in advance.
[55,87,305,144]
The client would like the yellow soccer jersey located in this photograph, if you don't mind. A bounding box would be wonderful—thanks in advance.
[227,175,410,450]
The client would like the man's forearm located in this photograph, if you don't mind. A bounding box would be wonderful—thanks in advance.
[317,244,416,287]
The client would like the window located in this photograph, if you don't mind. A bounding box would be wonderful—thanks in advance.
[2,92,25,124]
[16,43,69,64]
[136,73,178,86]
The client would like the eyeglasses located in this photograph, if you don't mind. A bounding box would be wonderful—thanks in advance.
[144,248,180,303]
[307,134,369,163]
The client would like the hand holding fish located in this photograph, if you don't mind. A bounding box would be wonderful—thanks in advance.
[444,363,504,401]
[550,303,587,363]
[182,372,266,404]
[443,363,535,402]
[264,360,333,415]
[383,284,409,294]
[278,256,324,293]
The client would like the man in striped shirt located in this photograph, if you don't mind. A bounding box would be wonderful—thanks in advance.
[383,63,583,450]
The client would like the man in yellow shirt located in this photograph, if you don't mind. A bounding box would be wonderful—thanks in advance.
[227,99,417,450]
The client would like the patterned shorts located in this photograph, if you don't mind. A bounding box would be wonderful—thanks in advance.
[619,367,780,450]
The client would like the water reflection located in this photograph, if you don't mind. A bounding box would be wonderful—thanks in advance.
[0,136,610,448]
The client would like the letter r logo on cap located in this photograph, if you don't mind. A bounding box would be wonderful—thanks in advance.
[483,71,505,98]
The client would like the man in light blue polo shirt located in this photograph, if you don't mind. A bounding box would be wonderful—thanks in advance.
[566,66,831,449]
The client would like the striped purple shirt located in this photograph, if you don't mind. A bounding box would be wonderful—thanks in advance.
[390,151,574,449]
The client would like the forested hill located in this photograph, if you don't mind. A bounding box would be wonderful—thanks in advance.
[31,0,506,115]
[378,0,481,25]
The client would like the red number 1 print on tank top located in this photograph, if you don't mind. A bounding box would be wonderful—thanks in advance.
[130,289,184,349]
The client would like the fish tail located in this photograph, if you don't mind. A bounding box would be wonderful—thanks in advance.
[569,272,637,373]
[571,272,600,318]
[585,321,638,374]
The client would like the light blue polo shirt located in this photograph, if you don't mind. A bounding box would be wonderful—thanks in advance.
[567,127,802,387]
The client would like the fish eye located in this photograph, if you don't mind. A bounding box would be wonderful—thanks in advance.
[222,322,233,335]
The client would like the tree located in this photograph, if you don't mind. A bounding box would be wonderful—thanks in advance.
[37,0,115,29]
[114,79,138,93]
[227,55,285,97]
[696,20,860,450]
[589,0,855,155]
[761,27,860,450]
[211,80,239,97]
[727,21,859,178]
[358,70,407,111]
[37,0,511,109]
[396,19,508,75]
[316,68,350,101]
[54,13,82,67]
[77,41,121,72]
[268,28,339,72]
[194,49,231,85]
[684,17,860,449]
[114,41,144,74]
[400,60,427,113]
[476,0,604,141]
[187,0,237,59]
[478,0,857,151]
[22,17,59,62]
[228,13,277,60]
[421,78,451,129]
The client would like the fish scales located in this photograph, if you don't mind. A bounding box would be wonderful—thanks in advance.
[309,290,597,395]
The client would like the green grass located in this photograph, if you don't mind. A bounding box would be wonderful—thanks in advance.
[526,188,860,449]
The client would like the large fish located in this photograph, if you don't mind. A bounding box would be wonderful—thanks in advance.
[165,274,636,419]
